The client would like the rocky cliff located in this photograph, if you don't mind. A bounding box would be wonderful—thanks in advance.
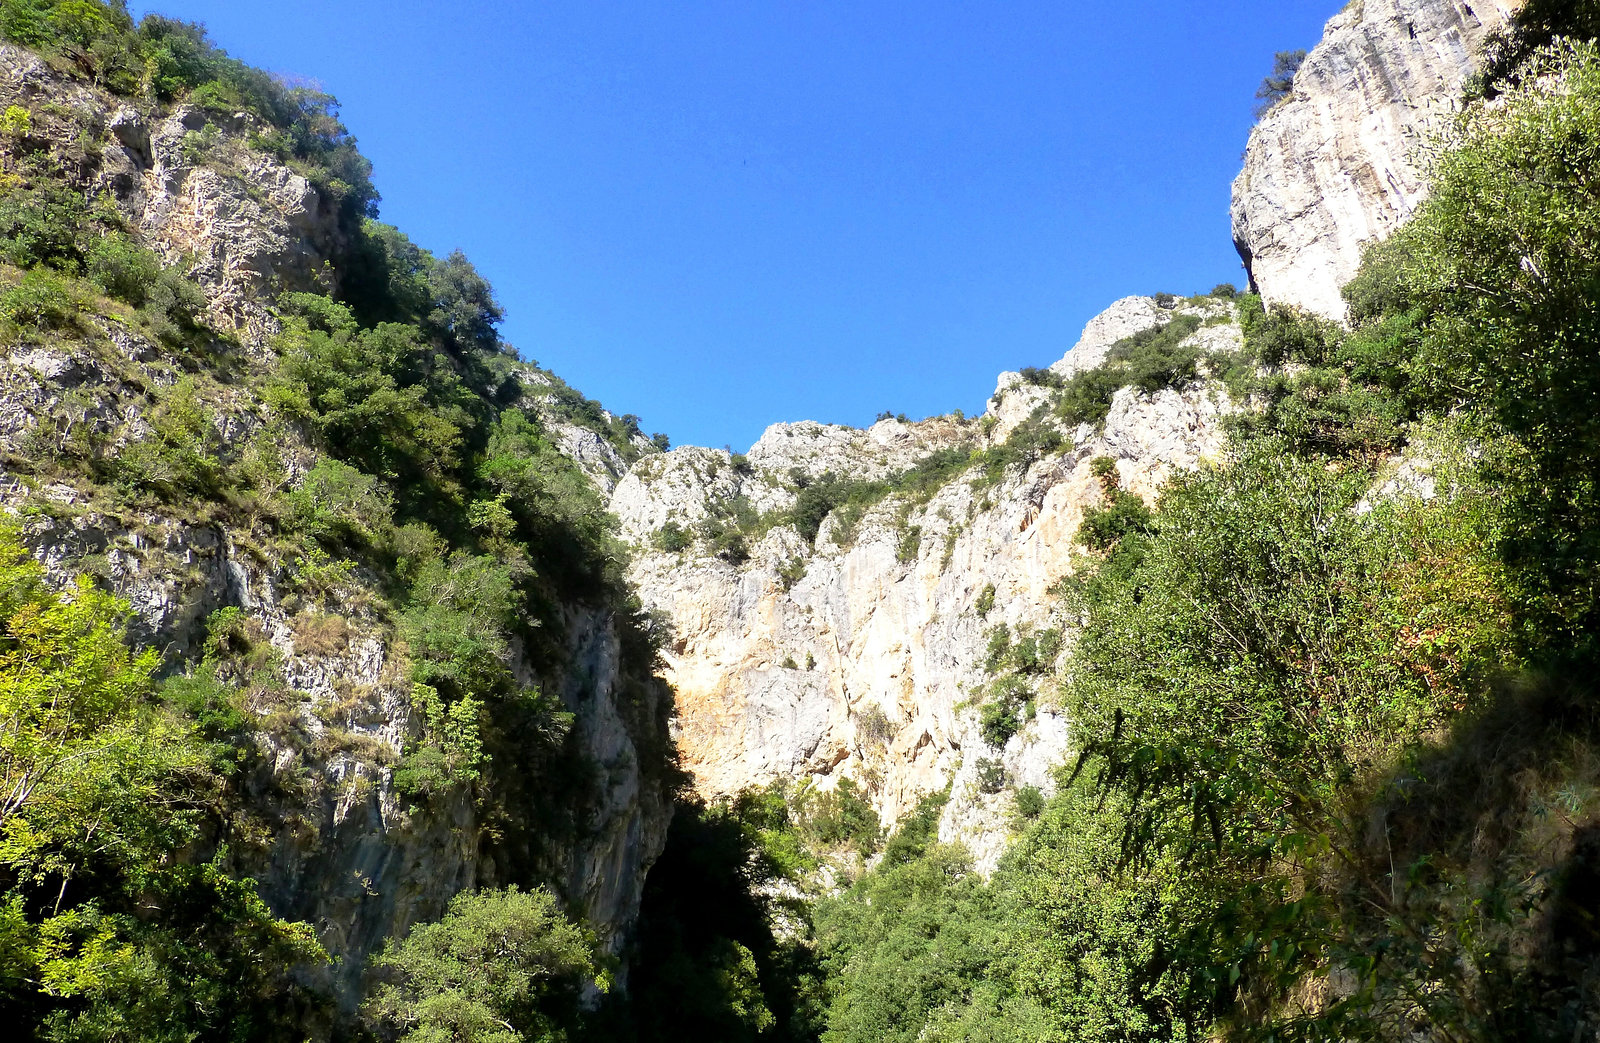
[0,39,671,1015]
[612,295,1239,871]
[616,0,1523,869]
[1231,0,1520,319]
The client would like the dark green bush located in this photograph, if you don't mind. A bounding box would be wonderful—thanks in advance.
[1019,365,1063,388]
[655,520,691,553]
[980,698,1021,748]
[1078,490,1154,550]
[975,756,1006,794]
[794,777,881,858]
[0,267,79,329]
[895,523,922,564]
[0,183,87,270]
[285,458,394,546]
[1254,49,1306,116]
[84,231,161,305]
[1012,785,1044,819]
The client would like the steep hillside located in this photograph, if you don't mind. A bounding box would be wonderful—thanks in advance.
[0,10,673,1036]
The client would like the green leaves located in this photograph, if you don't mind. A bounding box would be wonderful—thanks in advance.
[367,886,606,1043]
[0,524,326,1039]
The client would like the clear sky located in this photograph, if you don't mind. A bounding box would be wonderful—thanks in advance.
[132,1,1335,451]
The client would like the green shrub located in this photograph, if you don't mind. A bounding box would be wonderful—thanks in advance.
[85,231,161,305]
[793,777,881,857]
[392,682,484,798]
[710,526,749,564]
[983,624,1011,673]
[1226,303,1418,457]
[895,523,922,563]
[1018,365,1063,388]
[1078,490,1154,550]
[0,103,30,136]
[1012,785,1044,819]
[366,886,605,1043]
[1254,49,1306,116]
[980,697,1021,747]
[0,0,55,47]
[138,266,208,345]
[975,756,1006,794]
[0,267,79,329]
[777,555,806,590]
[112,378,226,499]
[1089,454,1118,491]
[655,520,691,552]
[160,662,247,746]
[975,583,995,616]
[284,458,394,545]
[976,415,1062,483]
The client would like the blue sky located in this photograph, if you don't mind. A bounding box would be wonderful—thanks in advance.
[133,1,1334,451]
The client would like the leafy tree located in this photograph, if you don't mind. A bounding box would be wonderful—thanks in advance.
[428,249,504,355]
[0,523,325,1039]
[813,844,1005,1043]
[367,886,605,1043]
[1366,39,1600,647]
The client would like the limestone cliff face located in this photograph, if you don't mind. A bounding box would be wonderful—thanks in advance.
[1231,0,1520,319]
[0,42,670,1013]
[613,297,1238,870]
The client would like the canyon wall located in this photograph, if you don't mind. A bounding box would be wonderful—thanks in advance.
[612,297,1239,870]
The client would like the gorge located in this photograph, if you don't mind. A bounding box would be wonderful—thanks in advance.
[3,0,1600,1039]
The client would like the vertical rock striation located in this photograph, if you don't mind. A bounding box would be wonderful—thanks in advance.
[1231,0,1520,319]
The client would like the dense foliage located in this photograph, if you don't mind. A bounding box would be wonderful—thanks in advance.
[367,887,606,1043]
[0,6,672,1040]
[0,525,326,1040]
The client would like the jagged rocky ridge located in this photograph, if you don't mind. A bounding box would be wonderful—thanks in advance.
[612,296,1239,871]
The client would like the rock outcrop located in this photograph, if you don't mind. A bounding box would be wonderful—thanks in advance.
[1231,0,1520,319]
[614,297,1239,871]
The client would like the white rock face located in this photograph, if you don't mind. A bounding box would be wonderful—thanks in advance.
[1231,0,1521,319]
[985,295,1234,442]
[610,417,973,543]
[615,301,1241,871]
[1051,296,1171,377]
